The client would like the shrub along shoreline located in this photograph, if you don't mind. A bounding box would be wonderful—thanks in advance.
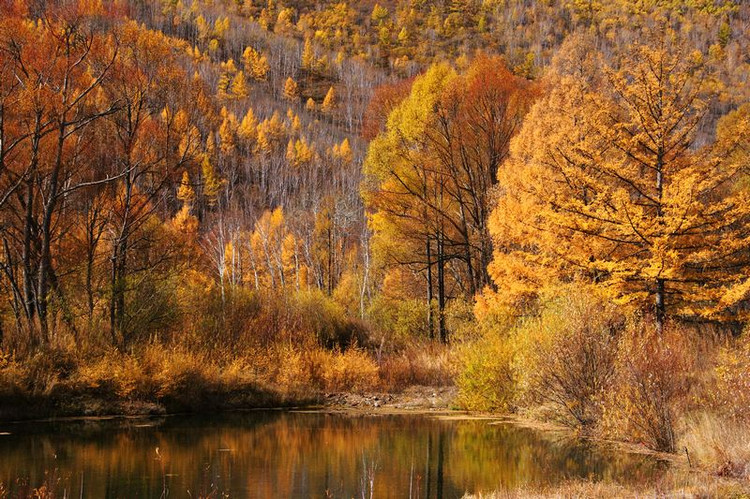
[2,286,749,489]
[0,341,454,422]
[453,285,750,485]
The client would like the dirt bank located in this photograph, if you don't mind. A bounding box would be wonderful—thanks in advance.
[322,385,458,411]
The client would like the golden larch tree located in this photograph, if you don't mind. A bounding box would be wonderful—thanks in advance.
[321,86,337,113]
[283,76,299,101]
[489,32,750,328]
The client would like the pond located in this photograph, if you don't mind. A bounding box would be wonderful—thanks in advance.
[0,410,666,498]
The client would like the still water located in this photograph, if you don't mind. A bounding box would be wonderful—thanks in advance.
[0,411,666,498]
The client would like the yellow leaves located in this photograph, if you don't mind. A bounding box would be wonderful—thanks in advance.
[283,76,299,101]
[218,113,237,155]
[213,16,230,39]
[230,71,249,99]
[385,62,456,142]
[176,171,195,204]
[316,54,330,73]
[247,207,307,290]
[715,103,750,171]
[172,204,199,235]
[321,86,337,113]
[195,15,211,40]
[290,114,301,132]
[301,36,315,70]
[286,137,315,167]
[488,32,750,323]
[397,27,409,45]
[255,111,288,154]
[275,7,295,34]
[242,46,269,81]
[237,107,258,144]
[716,279,750,314]
[217,59,237,99]
[201,154,223,205]
[371,4,389,24]
[331,138,352,163]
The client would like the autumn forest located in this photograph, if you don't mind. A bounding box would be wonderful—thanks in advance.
[1,0,750,492]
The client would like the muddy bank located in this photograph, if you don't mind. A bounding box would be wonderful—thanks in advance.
[0,384,457,423]
[322,385,458,411]
[0,384,315,423]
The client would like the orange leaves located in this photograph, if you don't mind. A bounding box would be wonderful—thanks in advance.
[361,77,414,141]
[247,208,308,290]
[255,111,288,154]
[242,46,269,81]
[283,76,299,101]
[321,86,337,113]
[331,138,353,164]
[365,55,536,308]
[177,171,195,205]
[286,137,315,168]
[488,31,750,323]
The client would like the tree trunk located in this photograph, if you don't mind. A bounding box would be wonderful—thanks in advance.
[426,236,434,340]
[111,170,133,348]
[437,231,447,344]
[36,122,67,343]
[656,278,665,334]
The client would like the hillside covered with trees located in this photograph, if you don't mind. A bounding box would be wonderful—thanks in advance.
[1,0,750,487]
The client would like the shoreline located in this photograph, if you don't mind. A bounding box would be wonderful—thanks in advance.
[2,387,748,497]
[0,385,458,424]
[0,385,688,467]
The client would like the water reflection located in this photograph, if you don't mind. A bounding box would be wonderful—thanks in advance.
[0,411,666,498]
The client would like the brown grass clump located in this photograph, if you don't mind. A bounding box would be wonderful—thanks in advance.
[322,347,380,392]
[711,331,750,420]
[464,468,750,498]
[0,354,26,398]
[682,413,750,479]
[678,331,750,479]
[379,343,454,391]
[601,322,696,453]
[520,291,624,429]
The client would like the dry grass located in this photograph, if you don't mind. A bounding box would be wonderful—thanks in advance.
[682,413,750,479]
[600,323,696,453]
[379,342,454,391]
[0,338,451,420]
[464,471,750,498]
[0,344,295,419]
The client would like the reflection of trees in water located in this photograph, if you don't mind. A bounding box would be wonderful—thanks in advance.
[0,413,665,498]
[359,449,379,499]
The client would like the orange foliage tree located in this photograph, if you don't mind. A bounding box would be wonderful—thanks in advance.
[488,31,750,329]
[364,55,535,341]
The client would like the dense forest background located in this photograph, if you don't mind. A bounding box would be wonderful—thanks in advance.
[1,0,750,472]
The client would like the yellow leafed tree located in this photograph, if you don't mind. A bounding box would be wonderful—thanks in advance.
[242,46,269,81]
[177,170,195,205]
[488,32,750,328]
[219,113,237,155]
[231,71,249,99]
[321,86,336,113]
[237,107,258,145]
[201,154,223,205]
[283,77,299,101]
[301,36,315,70]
